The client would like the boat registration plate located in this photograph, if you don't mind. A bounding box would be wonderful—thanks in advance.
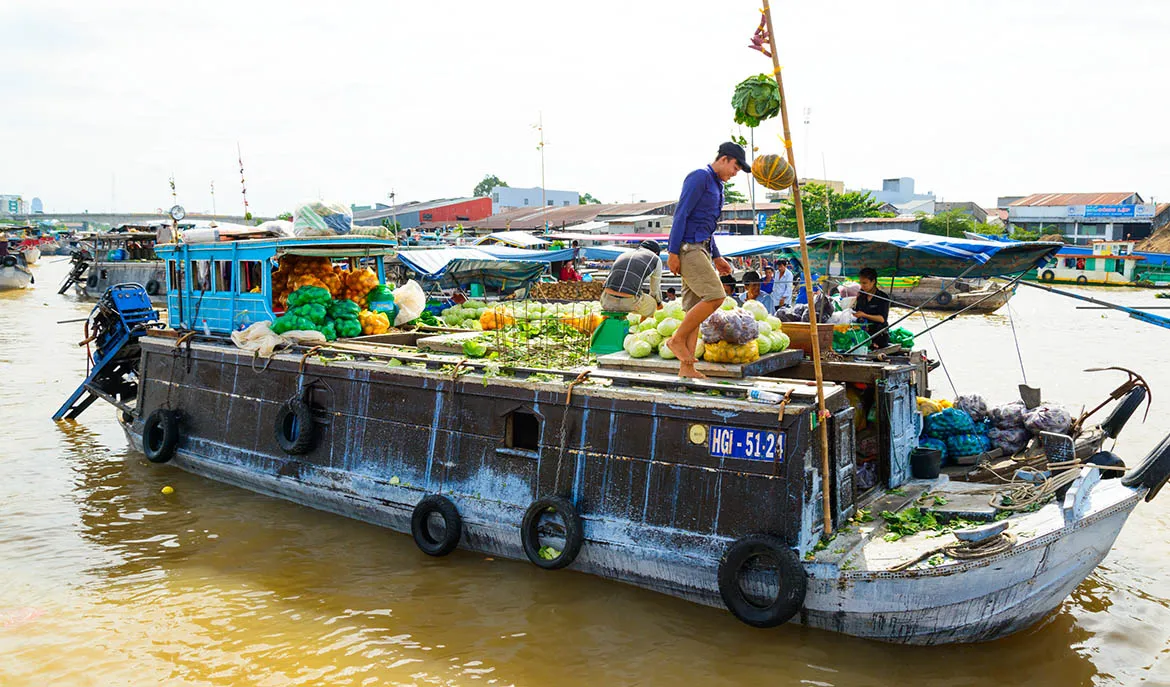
[708,426,783,462]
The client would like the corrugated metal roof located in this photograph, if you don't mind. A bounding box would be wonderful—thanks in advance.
[1009,192,1139,207]
[834,216,921,224]
[721,202,785,211]
[354,197,478,222]
[458,201,675,231]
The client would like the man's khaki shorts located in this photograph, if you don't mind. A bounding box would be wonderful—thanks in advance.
[679,243,725,311]
[599,291,657,318]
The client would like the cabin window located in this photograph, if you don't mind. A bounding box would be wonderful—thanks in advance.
[506,411,541,451]
[1084,259,1096,271]
[213,260,233,292]
[167,260,185,292]
[191,260,212,291]
[239,261,263,293]
[1115,259,1126,274]
[1063,258,1077,269]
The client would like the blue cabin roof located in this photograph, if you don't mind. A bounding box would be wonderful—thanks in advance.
[154,235,400,260]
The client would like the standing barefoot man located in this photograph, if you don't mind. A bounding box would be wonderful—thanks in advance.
[665,142,751,378]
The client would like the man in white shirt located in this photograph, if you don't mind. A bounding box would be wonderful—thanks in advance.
[773,259,794,309]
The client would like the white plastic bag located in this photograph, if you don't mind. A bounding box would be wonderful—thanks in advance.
[231,321,289,358]
[393,279,426,326]
[292,200,352,237]
[828,308,854,324]
[230,322,327,358]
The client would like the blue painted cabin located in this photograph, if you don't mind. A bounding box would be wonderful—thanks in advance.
[155,236,398,334]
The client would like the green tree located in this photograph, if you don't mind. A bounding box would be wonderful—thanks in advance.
[277,212,293,221]
[724,182,748,204]
[579,192,601,205]
[764,184,891,237]
[380,218,402,231]
[919,209,976,237]
[474,175,508,198]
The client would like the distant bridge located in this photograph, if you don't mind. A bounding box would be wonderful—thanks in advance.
[15,212,273,228]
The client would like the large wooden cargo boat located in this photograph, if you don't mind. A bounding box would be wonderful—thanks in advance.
[54,234,1170,645]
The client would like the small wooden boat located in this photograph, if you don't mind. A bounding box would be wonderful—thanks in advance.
[886,276,1014,314]
[0,253,33,290]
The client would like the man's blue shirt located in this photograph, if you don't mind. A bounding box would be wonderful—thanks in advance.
[668,165,723,257]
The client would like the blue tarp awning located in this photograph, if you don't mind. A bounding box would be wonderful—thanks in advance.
[473,231,549,248]
[395,247,547,289]
[796,230,1062,277]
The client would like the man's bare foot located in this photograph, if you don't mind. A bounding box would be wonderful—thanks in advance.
[665,336,692,363]
[678,360,707,379]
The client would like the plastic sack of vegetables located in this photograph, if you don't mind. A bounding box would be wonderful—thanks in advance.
[889,327,915,349]
[954,394,989,423]
[286,285,332,309]
[392,280,426,326]
[358,309,390,335]
[988,426,1031,454]
[731,74,781,127]
[945,432,991,458]
[923,408,977,439]
[1023,404,1073,435]
[365,285,398,321]
[700,309,758,345]
[327,299,361,321]
[990,401,1027,429]
[702,339,760,364]
[292,200,352,237]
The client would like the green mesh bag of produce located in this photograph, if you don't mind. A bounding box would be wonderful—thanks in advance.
[889,327,915,348]
[287,286,332,308]
[924,408,977,439]
[945,432,991,458]
[917,437,948,462]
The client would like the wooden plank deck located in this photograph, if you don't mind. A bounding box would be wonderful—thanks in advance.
[597,348,803,379]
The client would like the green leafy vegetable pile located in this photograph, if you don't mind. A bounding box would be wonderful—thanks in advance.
[732,74,781,127]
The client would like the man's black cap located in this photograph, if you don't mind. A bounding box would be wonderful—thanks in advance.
[742,270,761,284]
[717,142,752,173]
[638,239,661,254]
[720,274,737,286]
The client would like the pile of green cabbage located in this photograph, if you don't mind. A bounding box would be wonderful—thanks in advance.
[439,299,604,330]
[621,299,790,360]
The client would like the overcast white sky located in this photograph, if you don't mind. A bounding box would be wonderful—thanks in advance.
[2,0,1168,215]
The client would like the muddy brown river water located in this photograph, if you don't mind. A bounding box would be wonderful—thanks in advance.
[2,261,1168,686]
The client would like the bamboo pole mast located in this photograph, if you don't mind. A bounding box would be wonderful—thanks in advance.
[760,0,833,536]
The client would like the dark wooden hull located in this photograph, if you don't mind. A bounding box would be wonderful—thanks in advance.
[128,337,846,608]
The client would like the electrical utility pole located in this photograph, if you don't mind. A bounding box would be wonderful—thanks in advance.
[536,112,547,232]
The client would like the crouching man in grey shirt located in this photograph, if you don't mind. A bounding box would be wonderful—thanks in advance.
[599,240,662,318]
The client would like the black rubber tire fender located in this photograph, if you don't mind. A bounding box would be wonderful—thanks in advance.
[718,534,807,628]
[1,255,15,268]
[934,290,954,306]
[521,496,584,570]
[143,409,180,464]
[1076,275,1089,284]
[145,279,161,296]
[86,274,98,288]
[1100,385,1146,440]
[1122,432,1170,501]
[1040,270,1056,282]
[274,398,315,455]
[411,495,463,557]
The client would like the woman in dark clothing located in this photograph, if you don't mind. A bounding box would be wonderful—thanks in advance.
[854,267,890,348]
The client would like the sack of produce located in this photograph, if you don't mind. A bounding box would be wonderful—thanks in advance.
[290,302,328,325]
[358,309,391,336]
[987,426,1031,455]
[700,309,759,345]
[889,327,915,349]
[917,396,943,417]
[954,394,989,423]
[392,280,426,326]
[702,339,760,364]
[923,407,977,439]
[1023,404,1073,435]
[350,225,392,238]
[945,432,991,458]
[231,321,289,358]
[292,200,352,237]
[286,285,332,309]
[990,401,1027,429]
[327,299,361,321]
[340,268,380,308]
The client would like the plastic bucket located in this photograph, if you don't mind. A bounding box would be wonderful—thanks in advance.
[910,447,943,479]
